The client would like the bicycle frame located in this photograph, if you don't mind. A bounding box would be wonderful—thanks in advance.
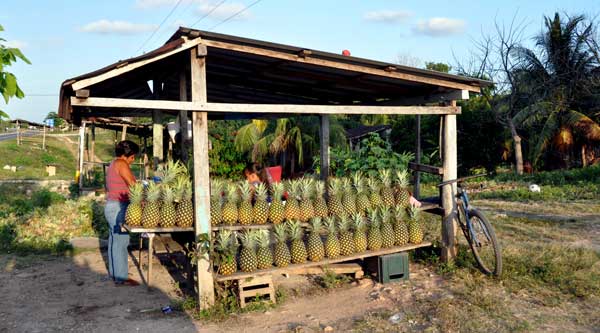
[457,185,490,247]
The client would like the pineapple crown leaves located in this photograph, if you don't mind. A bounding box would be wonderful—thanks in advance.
[396,169,409,187]
[240,230,257,249]
[314,180,325,196]
[300,178,315,199]
[324,216,337,234]
[255,229,271,248]
[379,169,392,187]
[161,184,175,203]
[378,206,392,223]
[351,213,366,231]
[337,215,351,233]
[128,182,144,203]
[225,183,240,202]
[341,177,354,194]
[290,180,302,200]
[254,183,268,200]
[367,178,381,191]
[309,217,323,233]
[146,181,161,202]
[272,182,284,199]
[273,223,288,242]
[210,178,224,198]
[352,172,366,191]
[215,230,237,264]
[407,205,419,221]
[328,178,342,194]
[367,208,380,225]
[287,220,304,240]
[239,181,252,201]
[159,159,187,185]
[394,206,407,221]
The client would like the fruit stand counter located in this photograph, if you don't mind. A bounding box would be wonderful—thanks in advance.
[122,224,193,289]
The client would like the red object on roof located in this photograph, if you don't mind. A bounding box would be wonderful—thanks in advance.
[342,49,351,56]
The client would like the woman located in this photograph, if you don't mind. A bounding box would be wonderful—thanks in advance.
[104,140,139,286]
[243,162,266,188]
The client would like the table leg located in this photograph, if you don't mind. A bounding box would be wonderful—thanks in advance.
[147,233,155,290]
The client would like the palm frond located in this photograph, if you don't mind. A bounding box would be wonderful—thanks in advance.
[234,122,261,153]
[532,112,559,166]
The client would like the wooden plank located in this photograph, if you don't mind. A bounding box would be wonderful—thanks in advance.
[320,115,330,181]
[216,242,432,281]
[212,223,309,231]
[441,101,458,263]
[70,37,204,91]
[379,89,470,106]
[191,46,215,308]
[122,224,194,233]
[152,80,163,169]
[70,97,461,115]
[200,40,481,93]
[121,124,127,141]
[75,89,90,98]
[408,162,444,175]
[179,70,189,163]
[77,122,86,189]
[286,263,363,276]
[414,115,421,199]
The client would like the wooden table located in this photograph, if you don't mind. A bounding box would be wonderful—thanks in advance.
[122,224,193,289]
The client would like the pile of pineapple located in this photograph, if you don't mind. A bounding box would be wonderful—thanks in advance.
[124,160,195,229]
[213,169,426,276]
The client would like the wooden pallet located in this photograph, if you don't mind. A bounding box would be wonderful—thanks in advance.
[238,275,276,308]
[286,263,364,279]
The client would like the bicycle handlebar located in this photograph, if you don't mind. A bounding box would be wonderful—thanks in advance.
[437,173,488,187]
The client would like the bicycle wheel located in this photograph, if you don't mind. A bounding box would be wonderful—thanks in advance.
[466,209,502,276]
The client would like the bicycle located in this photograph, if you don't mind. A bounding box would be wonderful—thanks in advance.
[438,174,502,276]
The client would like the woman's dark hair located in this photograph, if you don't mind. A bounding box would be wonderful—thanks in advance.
[115,140,140,157]
[244,162,262,174]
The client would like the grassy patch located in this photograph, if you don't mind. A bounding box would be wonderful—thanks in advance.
[0,136,76,180]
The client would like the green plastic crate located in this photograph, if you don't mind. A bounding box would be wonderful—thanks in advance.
[377,252,410,283]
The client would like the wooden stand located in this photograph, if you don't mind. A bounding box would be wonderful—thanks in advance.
[238,275,276,309]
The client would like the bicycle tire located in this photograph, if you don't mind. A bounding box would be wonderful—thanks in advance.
[466,209,502,276]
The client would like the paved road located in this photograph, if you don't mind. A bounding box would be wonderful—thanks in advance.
[0,131,40,142]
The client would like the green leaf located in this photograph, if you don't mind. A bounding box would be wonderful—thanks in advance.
[4,72,17,96]
[10,48,31,65]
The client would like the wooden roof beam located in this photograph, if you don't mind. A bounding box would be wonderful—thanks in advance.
[379,89,469,106]
[70,96,461,115]
[200,39,481,93]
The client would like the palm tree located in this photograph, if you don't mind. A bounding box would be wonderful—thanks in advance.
[512,13,600,168]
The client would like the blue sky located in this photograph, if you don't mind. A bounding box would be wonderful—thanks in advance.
[1,0,598,121]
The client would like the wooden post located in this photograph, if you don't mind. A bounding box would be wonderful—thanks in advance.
[16,120,20,145]
[319,115,330,181]
[121,124,128,141]
[78,122,86,189]
[42,124,47,150]
[179,70,189,164]
[90,123,96,162]
[143,136,149,179]
[414,115,421,199]
[191,47,215,308]
[152,80,163,170]
[441,101,458,263]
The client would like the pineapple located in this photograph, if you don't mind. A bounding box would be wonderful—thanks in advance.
[269,182,285,224]
[142,181,161,228]
[239,230,258,272]
[353,172,371,216]
[326,179,345,218]
[352,213,368,253]
[210,179,224,226]
[273,224,291,267]
[215,230,237,276]
[379,169,395,207]
[407,206,424,244]
[158,159,187,186]
[393,206,409,246]
[256,230,273,270]
[298,178,315,222]
[395,170,411,208]
[288,221,307,264]
[222,183,239,225]
[253,183,269,225]
[313,180,329,218]
[367,209,382,251]
[341,178,357,216]
[324,216,341,259]
[367,178,383,208]
[176,177,194,228]
[125,182,144,226]
[307,217,325,262]
[379,207,395,248]
[284,180,300,221]
[238,182,253,225]
[338,215,355,256]
[160,184,177,227]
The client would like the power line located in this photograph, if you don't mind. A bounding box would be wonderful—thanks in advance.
[190,0,227,28]
[136,0,184,54]
[208,0,263,31]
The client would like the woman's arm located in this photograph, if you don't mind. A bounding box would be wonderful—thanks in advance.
[115,160,137,186]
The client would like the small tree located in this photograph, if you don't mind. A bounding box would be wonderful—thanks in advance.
[0,24,30,119]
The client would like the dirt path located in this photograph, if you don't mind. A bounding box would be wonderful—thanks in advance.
[56,136,104,163]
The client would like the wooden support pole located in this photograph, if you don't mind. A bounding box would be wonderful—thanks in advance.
[90,123,96,163]
[441,101,458,263]
[143,136,149,179]
[77,122,86,189]
[152,110,163,170]
[121,124,128,141]
[179,70,189,164]
[42,125,46,150]
[190,47,215,308]
[319,115,330,182]
[16,120,20,145]
[414,115,421,199]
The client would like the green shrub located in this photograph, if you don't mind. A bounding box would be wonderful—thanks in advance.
[41,153,58,164]
[494,165,600,185]
[31,188,65,208]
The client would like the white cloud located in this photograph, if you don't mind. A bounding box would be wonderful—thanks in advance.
[195,2,252,20]
[4,40,28,49]
[364,10,413,24]
[80,20,157,35]
[413,17,466,37]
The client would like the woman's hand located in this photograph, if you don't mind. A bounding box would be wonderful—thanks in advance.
[409,196,422,208]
